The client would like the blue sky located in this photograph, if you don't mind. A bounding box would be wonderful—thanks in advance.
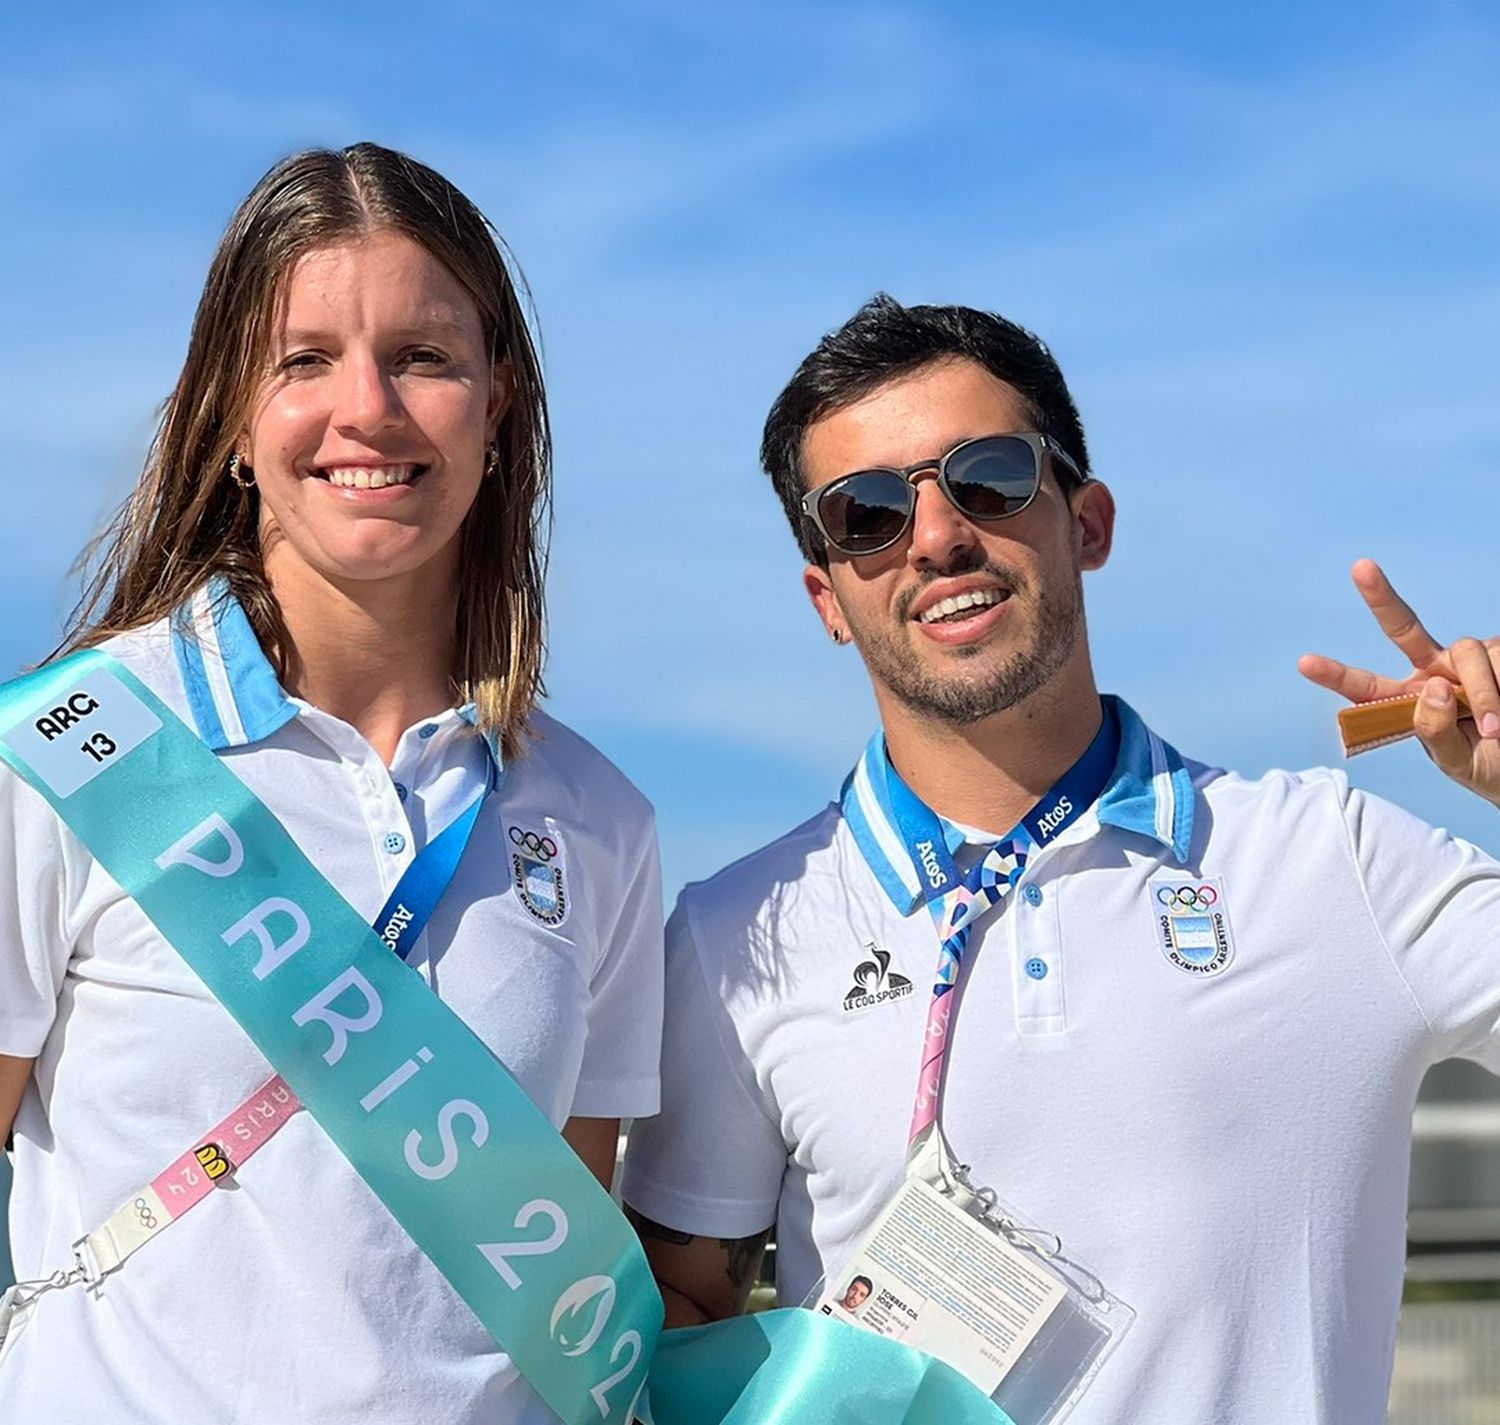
[4,1,1498,901]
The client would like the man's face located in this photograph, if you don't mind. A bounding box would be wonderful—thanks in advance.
[842,1279,871,1310]
[801,358,1111,726]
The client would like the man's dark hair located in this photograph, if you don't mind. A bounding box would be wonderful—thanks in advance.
[760,294,1091,564]
[849,1276,873,1294]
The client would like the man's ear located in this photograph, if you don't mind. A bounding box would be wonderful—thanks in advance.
[803,562,848,644]
[1071,480,1115,571]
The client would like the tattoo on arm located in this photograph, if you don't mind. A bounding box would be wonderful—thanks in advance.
[722,1230,770,1297]
[625,1206,772,1317]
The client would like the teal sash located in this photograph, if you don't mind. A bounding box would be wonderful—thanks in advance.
[0,650,1011,1425]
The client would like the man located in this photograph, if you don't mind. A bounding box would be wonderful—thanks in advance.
[622,295,1500,1422]
[839,1275,874,1314]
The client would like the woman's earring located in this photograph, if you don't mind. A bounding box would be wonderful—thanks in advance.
[227,453,254,489]
[483,442,501,478]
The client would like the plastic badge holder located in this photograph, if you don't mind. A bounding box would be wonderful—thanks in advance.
[805,1146,1133,1425]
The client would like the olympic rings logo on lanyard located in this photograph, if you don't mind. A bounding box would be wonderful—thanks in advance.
[509,826,559,863]
[1157,885,1217,912]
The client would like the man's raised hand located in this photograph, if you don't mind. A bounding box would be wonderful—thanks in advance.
[1299,559,1500,807]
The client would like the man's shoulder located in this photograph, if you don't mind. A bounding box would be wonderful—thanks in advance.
[667,802,851,999]
[674,802,845,930]
[1194,759,1361,810]
[1184,760,1450,871]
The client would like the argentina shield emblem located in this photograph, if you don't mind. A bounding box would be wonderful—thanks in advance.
[1149,876,1233,977]
[509,824,568,927]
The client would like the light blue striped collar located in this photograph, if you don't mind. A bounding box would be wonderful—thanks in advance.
[840,695,1196,914]
[169,577,504,769]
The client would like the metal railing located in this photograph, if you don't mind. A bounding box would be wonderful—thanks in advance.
[1391,1103,1500,1421]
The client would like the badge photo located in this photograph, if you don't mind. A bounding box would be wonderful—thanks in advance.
[1149,876,1233,977]
[509,823,568,927]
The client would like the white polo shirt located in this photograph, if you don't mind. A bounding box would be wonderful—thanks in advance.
[623,697,1500,1425]
[0,583,663,1424]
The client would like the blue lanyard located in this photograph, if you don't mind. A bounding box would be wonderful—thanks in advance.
[885,706,1120,910]
[373,760,497,961]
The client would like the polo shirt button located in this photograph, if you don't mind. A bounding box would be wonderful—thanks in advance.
[1025,957,1048,980]
[393,782,408,802]
[418,724,437,740]
[1024,884,1044,907]
[383,832,407,855]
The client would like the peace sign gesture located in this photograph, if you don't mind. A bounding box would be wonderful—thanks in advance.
[1299,559,1500,807]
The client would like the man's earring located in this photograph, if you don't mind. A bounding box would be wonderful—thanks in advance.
[484,442,501,478]
[227,453,254,489]
[831,628,843,645]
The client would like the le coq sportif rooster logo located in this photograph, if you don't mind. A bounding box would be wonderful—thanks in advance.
[843,944,914,1013]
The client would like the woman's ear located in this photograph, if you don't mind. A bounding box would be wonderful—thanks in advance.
[488,359,514,437]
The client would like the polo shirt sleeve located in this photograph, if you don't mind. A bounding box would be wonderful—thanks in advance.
[620,893,786,1239]
[1338,777,1500,1071]
[0,767,75,1057]
[570,813,665,1120]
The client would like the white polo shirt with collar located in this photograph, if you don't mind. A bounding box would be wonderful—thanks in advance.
[0,582,663,1424]
[623,696,1500,1425]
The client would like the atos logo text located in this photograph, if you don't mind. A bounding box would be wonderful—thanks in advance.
[379,903,415,949]
[916,839,947,890]
[1035,795,1073,840]
[33,692,101,743]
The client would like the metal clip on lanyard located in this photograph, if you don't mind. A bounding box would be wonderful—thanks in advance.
[5,773,495,1325]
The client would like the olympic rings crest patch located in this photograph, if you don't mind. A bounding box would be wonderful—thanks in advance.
[1149,876,1233,977]
[509,823,569,928]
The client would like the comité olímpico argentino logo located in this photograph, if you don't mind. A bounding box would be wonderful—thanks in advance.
[1150,877,1233,977]
[509,824,568,927]
[844,944,913,1013]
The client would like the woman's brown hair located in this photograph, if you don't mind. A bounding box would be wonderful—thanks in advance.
[65,142,550,757]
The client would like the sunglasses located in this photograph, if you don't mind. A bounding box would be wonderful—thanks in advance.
[799,432,1084,557]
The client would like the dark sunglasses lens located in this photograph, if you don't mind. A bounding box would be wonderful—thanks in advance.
[945,437,1039,519]
[818,471,913,553]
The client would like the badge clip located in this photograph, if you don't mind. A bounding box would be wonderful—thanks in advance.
[194,1140,235,1183]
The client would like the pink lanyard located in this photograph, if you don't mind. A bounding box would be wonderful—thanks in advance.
[907,839,1029,1143]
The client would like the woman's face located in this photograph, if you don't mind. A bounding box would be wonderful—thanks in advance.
[243,230,508,596]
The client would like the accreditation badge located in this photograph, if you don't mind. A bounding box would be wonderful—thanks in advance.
[807,1131,1134,1425]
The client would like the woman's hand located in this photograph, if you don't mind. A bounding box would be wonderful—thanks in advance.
[1299,559,1500,808]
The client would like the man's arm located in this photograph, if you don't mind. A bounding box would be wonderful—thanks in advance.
[1300,558,1500,806]
[1,1054,33,1144]
[562,1116,621,1192]
[624,1204,771,1327]
[620,897,788,1327]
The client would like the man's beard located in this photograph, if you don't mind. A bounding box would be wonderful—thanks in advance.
[852,564,1084,727]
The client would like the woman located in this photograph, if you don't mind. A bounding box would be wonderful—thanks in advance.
[0,143,663,1422]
